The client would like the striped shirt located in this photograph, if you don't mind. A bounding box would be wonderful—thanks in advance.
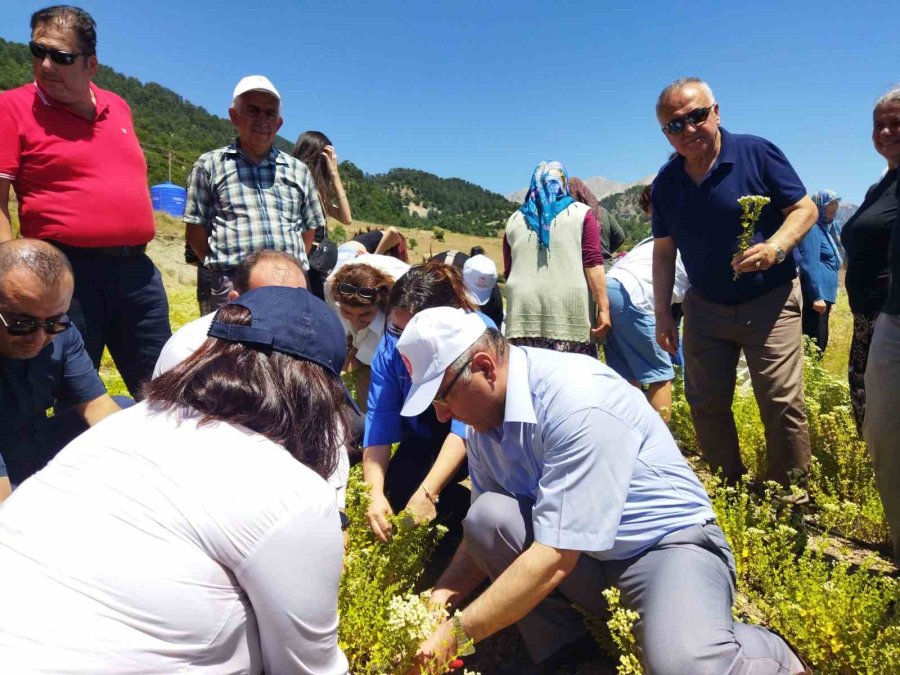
[184,142,325,270]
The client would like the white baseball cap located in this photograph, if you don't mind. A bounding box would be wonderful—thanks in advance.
[397,307,487,417]
[232,75,281,102]
[462,255,498,306]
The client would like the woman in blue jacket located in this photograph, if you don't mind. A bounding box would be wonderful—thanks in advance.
[795,190,843,354]
[361,261,496,543]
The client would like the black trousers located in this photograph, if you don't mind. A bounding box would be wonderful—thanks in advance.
[61,249,172,398]
[383,407,470,537]
[801,298,832,354]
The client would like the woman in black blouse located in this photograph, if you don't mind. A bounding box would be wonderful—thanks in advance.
[840,90,900,433]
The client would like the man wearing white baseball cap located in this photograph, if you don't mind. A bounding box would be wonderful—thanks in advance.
[398,307,810,675]
[183,74,327,314]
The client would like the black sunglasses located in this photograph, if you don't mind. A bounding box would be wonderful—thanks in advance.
[0,310,71,336]
[337,282,383,301]
[662,104,716,135]
[29,40,90,66]
[434,358,472,404]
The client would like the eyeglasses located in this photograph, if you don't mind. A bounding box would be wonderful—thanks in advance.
[434,358,472,405]
[661,104,716,135]
[0,310,71,336]
[337,282,383,301]
[29,41,90,66]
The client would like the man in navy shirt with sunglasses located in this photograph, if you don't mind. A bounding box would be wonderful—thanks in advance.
[651,77,817,488]
[0,240,122,500]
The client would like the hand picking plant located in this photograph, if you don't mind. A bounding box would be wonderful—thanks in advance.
[339,467,462,674]
[733,195,771,280]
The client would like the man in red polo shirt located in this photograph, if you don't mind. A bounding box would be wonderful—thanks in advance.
[0,5,171,397]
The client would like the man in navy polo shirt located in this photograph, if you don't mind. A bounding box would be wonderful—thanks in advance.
[0,239,123,499]
[651,77,817,487]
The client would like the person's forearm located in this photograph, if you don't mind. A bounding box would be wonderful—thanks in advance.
[184,223,209,261]
[374,227,401,256]
[432,540,488,610]
[459,542,579,643]
[329,171,353,225]
[420,433,467,497]
[78,394,121,427]
[652,248,677,318]
[0,210,13,243]
[769,197,818,252]
[0,476,11,502]
[362,444,392,493]
[303,228,315,254]
[583,265,609,314]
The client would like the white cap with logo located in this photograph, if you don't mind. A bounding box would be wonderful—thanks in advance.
[232,75,281,102]
[463,255,498,306]
[396,307,487,417]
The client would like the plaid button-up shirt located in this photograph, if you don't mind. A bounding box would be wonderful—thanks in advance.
[184,142,325,270]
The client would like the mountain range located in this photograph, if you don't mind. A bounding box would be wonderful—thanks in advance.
[505,174,655,204]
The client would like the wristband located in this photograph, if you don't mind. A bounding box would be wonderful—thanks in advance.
[452,612,475,656]
[421,484,439,505]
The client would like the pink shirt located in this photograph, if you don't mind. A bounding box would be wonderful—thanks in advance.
[0,82,155,247]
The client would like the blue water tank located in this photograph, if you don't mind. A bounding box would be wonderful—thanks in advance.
[150,182,187,217]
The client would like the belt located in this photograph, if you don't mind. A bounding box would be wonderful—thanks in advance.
[49,242,147,258]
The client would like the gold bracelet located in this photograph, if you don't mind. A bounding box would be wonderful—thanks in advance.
[421,484,439,505]
[452,612,475,656]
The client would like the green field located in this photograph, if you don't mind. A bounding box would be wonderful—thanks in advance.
[8,205,899,673]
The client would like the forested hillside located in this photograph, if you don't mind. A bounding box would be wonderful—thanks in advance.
[0,38,293,186]
[343,166,512,237]
[600,184,652,244]
[2,37,542,238]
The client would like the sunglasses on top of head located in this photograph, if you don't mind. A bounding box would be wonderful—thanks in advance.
[29,40,90,66]
[337,282,383,301]
[0,310,71,336]
[661,104,716,135]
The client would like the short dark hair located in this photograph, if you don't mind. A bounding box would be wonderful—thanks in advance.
[470,246,485,256]
[639,185,653,216]
[232,250,304,294]
[389,260,477,316]
[31,5,97,55]
[142,304,351,480]
[0,239,73,293]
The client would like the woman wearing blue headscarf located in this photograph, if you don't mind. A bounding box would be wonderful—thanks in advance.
[794,189,843,353]
[502,161,611,354]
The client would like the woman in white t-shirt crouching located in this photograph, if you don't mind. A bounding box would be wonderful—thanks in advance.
[0,287,355,675]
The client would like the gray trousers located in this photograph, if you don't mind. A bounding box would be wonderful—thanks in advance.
[464,492,803,675]
[863,312,900,561]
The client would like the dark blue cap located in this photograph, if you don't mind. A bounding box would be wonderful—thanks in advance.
[208,286,359,411]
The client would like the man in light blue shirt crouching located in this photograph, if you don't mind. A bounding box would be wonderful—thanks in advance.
[397,307,808,675]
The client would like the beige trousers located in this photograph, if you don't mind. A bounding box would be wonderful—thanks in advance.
[682,279,810,485]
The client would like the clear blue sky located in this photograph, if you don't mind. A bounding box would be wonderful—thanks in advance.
[2,0,897,204]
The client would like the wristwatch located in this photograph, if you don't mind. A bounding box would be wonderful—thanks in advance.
[768,242,786,264]
[452,613,476,656]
